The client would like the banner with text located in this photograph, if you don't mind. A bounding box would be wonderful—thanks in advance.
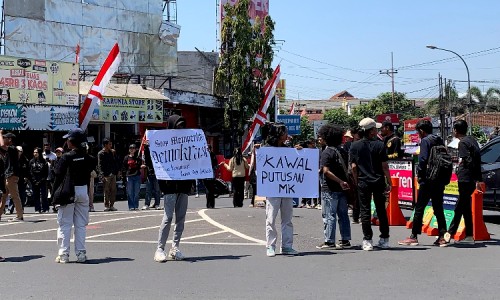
[0,55,79,106]
[87,96,164,123]
[0,104,79,131]
[276,115,301,135]
[146,129,213,180]
[388,160,413,206]
[256,147,319,198]
[0,104,24,130]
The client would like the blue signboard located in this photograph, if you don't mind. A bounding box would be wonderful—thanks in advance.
[276,115,301,135]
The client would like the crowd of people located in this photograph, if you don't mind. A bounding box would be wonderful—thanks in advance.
[0,115,484,263]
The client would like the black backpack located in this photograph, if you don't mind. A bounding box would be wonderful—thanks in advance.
[426,138,453,185]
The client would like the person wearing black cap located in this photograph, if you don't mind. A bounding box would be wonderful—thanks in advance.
[380,121,402,159]
[53,128,94,263]
[0,131,24,222]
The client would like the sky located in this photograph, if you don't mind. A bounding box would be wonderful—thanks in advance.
[176,0,500,102]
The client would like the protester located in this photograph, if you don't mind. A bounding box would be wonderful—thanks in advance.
[42,142,57,162]
[399,119,448,247]
[204,145,218,209]
[30,147,49,213]
[316,136,328,210]
[7,146,28,214]
[316,124,352,249]
[53,128,94,263]
[248,146,258,208]
[85,146,97,213]
[122,144,143,211]
[98,138,120,211]
[299,140,317,208]
[349,118,391,251]
[154,115,193,262]
[0,132,24,222]
[220,147,249,208]
[50,147,64,213]
[444,120,483,244]
[345,127,361,223]
[143,142,161,210]
[259,122,299,257]
[380,121,403,159]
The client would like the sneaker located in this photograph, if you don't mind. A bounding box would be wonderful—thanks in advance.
[76,251,87,263]
[149,204,157,209]
[316,242,336,249]
[305,204,311,209]
[376,238,390,249]
[155,206,163,210]
[348,208,353,216]
[129,208,135,211]
[141,205,150,210]
[281,247,299,255]
[104,208,111,212]
[316,205,322,210]
[8,217,23,222]
[168,247,185,261]
[55,254,69,264]
[443,232,452,243]
[336,240,352,249]
[298,204,305,208]
[109,207,117,211]
[457,236,475,244]
[89,208,95,212]
[249,204,254,208]
[154,249,168,262]
[434,237,449,247]
[266,246,276,257]
[362,240,374,251]
[398,237,419,246]
[352,220,360,224]
[195,194,199,198]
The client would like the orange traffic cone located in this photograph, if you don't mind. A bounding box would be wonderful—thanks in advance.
[472,183,490,241]
[386,177,406,226]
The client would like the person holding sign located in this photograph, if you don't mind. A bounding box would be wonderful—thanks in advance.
[154,115,194,262]
[220,147,249,208]
[316,124,352,250]
[349,118,392,251]
[259,122,299,257]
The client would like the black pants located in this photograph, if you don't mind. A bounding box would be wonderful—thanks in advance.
[250,181,257,205]
[232,177,245,207]
[358,181,389,240]
[204,179,216,208]
[448,181,475,236]
[412,182,446,237]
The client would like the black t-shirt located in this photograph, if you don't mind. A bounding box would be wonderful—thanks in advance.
[321,146,348,192]
[349,138,388,184]
[456,136,482,182]
[384,134,402,159]
[55,149,94,186]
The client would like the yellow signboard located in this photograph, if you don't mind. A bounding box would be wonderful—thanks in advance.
[0,55,79,106]
[276,79,286,101]
[93,97,164,123]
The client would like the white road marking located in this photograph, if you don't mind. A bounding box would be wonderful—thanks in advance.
[0,239,261,246]
[198,209,266,245]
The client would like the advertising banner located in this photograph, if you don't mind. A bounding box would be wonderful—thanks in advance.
[24,105,79,131]
[403,117,431,146]
[221,0,269,31]
[146,129,213,180]
[276,79,286,101]
[276,115,301,135]
[0,55,79,106]
[90,97,164,124]
[256,147,319,198]
[0,104,23,130]
[388,160,413,206]
[376,113,399,125]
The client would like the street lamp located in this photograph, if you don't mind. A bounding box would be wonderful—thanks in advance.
[426,45,472,133]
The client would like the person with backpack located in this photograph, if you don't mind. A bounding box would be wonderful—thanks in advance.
[444,120,483,244]
[399,119,452,247]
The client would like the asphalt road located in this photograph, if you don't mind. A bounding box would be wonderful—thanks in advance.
[1,195,500,300]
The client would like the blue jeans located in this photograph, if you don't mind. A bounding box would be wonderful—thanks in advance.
[126,175,141,209]
[321,191,351,243]
[145,175,160,207]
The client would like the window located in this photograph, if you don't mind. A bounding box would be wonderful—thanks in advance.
[480,141,500,163]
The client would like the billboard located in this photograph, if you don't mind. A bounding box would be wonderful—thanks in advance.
[221,0,269,31]
[277,115,301,135]
[0,104,79,131]
[0,55,79,106]
[403,117,431,146]
[87,96,164,124]
[276,79,286,101]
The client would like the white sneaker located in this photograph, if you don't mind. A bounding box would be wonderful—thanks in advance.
[154,249,168,262]
[316,205,322,210]
[76,251,87,263]
[444,232,452,243]
[195,194,199,198]
[55,254,69,264]
[377,238,390,249]
[362,240,374,251]
[168,247,185,261]
[141,205,150,210]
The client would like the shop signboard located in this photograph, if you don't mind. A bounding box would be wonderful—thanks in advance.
[0,55,79,106]
[403,117,431,146]
[88,97,164,124]
[0,104,23,130]
[277,115,300,135]
[24,105,79,131]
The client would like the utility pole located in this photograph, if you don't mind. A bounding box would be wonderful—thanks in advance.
[380,52,398,113]
[438,74,446,139]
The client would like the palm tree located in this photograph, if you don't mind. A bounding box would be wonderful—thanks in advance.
[468,86,500,112]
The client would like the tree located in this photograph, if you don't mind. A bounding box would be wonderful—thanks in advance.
[214,0,275,143]
[291,115,314,145]
[323,108,356,128]
[469,86,500,113]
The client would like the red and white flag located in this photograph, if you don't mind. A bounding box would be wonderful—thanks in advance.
[75,44,80,64]
[79,43,121,131]
[242,65,281,153]
[289,102,295,115]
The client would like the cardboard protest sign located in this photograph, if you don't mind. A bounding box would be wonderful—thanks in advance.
[147,129,213,180]
[256,147,319,198]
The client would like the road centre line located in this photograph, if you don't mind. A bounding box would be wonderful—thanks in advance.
[198,209,266,245]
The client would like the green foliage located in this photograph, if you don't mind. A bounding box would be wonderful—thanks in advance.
[214,0,275,133]
[291,115,314,145]
[323,108,356,128]
[471,125,489,144]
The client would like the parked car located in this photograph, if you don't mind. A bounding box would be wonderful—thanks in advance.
[481,136,500,209]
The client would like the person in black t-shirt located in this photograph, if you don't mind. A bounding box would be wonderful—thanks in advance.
[316,124,352,250]
[380,121,402,159]
[349,118,392,251]
[444,120,483,244]
[0,132,23,222]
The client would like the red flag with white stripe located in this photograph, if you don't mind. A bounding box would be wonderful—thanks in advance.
[79,43,121,130]
[242,65,281,153]
[289,102,295,115]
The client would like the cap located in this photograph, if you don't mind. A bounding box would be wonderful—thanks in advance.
[55,147,64,152]
[16,146,23,152]
[129,144,136,148]
[344,130,353,139]
[63,128,86,141]
[359,118,382,131]
[2,132,16,138]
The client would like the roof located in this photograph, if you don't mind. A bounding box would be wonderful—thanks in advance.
[330,90,355,100]
[79,82,169,100]
[456,112,500,127]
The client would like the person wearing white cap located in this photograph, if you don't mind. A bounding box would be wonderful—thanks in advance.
[349,118,392,251]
